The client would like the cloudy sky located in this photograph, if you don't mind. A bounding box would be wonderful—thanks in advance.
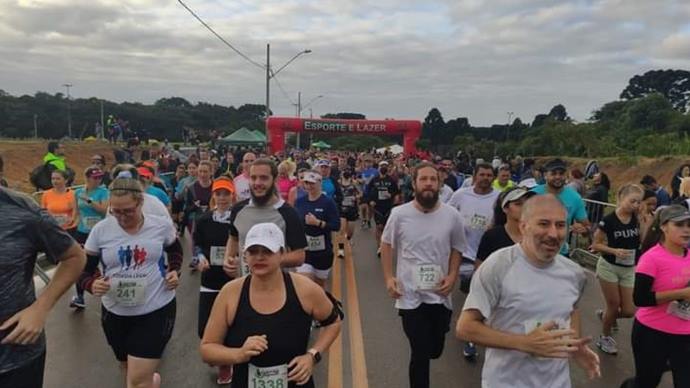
[1,0,690,126]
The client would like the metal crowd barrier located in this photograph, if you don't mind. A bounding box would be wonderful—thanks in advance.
[569,198,617,270]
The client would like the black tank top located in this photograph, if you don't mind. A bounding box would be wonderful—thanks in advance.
[225,273,313,388]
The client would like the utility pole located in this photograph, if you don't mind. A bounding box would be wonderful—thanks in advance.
[63,83,73,138]
[265,43,271,152]
[506,111,514,141]
[296,92,302,149]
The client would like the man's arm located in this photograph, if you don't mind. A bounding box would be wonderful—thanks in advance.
[1,243,85,345]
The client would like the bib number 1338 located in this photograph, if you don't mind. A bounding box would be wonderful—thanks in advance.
[248,364,288,388]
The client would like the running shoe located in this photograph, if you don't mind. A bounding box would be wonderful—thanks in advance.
[595,309,619,333]
[463,342,478,360]
[376,248,381,258]
[69,295,85,309]
[217,365,233,385]
[596,335,618,355]
[338,249,345,258]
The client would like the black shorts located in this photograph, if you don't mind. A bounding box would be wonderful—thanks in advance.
[101,299,176,361]
[373,208,392,226]
[198,292,220,339]
[73,230,89,245]
[306,253,335,271]
[0,351,45,388]
[340,209,358,222]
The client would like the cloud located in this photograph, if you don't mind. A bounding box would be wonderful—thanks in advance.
[0,0,689,126]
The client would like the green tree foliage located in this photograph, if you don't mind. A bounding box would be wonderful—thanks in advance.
[620,69,690,112]
[321,113,366,120]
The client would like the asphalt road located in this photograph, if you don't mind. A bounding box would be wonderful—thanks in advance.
[41,223,672,387]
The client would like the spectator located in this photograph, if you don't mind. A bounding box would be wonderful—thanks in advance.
[672,177,690,209]
[567,168,585,196]
[671,163,690,200]
[43,141,67,172]
[586,172,611,224]
[640,175,671,207]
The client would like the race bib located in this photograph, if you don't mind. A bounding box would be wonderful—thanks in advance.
[469,214,488,230]
[668,301,690,320]
[209,246,226,266]
[53,214,70,226]
[248,364,288,388]
[84,216,101,230]
[523,318,570,334]
[240,257,251,277]
[307,235,326,252]
[378,190,391,201]
[415,264,442,291]
[615,249,636,266]
[342,196,356,207]
[112,278,146,307]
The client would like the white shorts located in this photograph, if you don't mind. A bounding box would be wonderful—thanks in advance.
[296,263,331,280]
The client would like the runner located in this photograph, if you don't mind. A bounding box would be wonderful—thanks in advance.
[315,159,343,203]
[360,157,379,228]
[79,177,183,388]
[438,166,454,204]
[69,166,109,309]
[531,158,590,256]
[367,161,400,257]
[380,162,466,388]
[640,175,672,207]
[591,184,643,355]
[91,154,112,187]
[492,164,515,192]
[193,177,236,385]
[233,152,256,202]
[287,168,308,207]
[639,189,658,241]
[277,160,297,201]
[295,171,341,288]
[0,187,85,388]
[631,205,690,387]
[200,223,342,388]
[110,164,172,222]
[456,194,601,387]
[40,170,78,231]
[338,168,361,256]
[186,161,214,269]
[223,159,307,278]
[137,165,170,209]
[447,162,499,359]
[475,187,535,267]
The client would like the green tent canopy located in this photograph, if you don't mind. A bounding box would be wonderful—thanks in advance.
[311,140,331,149]
[251,130,267,142]
[218,127,265,145]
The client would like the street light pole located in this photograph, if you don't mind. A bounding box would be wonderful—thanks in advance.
[506,111,514,142]
[63,83,73,138]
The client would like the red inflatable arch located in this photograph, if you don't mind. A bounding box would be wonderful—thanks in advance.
[266,117,422,155]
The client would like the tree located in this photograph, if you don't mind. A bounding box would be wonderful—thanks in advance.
[621,69,690,112]
[421,108,445,147]
[154,97,192,109]
[548,104,569,121]
[321,113,366,120]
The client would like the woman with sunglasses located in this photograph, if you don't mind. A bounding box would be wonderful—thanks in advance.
[200,223,342,388]
[68,166,109,309]
[79,177,183,388]
[630,205,690,387]
[193,177,236,385]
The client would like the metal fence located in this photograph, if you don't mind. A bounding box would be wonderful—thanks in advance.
[569,198,617,270]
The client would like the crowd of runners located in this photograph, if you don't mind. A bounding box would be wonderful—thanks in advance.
[1,140,690,388]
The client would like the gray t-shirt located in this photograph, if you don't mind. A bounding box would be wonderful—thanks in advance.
[0,188,75,374]
[463,244,586,388]
[382,202,466,310]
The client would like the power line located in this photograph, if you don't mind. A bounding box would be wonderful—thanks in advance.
[272,74,296,105]
[177,0,265,70]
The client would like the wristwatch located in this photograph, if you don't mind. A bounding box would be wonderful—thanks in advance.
[307,348,321,364]
[87,198,93,205]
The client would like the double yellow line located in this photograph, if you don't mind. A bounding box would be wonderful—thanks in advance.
[328,236,369,388]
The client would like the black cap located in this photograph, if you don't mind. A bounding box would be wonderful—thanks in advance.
[544,158,567,172]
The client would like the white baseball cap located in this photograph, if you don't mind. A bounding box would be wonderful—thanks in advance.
[244,223,285,253]
[302,171,322,183]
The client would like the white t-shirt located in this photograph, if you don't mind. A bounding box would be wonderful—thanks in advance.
[233,174,251,202]
[382,202,466,310]
[439,184,453,204]
[447,187,500,260]
[463,244,586,388]
[85,214,177,316]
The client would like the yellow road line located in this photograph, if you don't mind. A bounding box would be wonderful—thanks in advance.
[328,241,343,388]
[344,239,370,388]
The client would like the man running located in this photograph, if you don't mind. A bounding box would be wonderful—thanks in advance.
[531,158,590,256]
[367,161,400,257]
[0,187,85,387]
[223,159,307,278]
[233,152,256,202]
[447,162,499,359]
[456,194,601,387]
[381,162,466,388]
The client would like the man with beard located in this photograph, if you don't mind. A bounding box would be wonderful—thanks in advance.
[381,162,466,388]
[456,195,600,388]
[448,162,500,360]
[531,158,590,256]
[223,159,307,277]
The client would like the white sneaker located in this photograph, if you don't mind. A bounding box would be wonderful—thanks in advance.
[596,335,618,355]
[338,249,345,258]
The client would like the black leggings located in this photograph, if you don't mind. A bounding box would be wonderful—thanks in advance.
[399,303,452,388]
[631,319,690,388]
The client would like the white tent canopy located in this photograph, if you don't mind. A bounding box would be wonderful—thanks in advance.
[376,144,404,155]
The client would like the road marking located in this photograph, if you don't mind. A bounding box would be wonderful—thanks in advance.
[328,245,343,388]
[344,238,370,388]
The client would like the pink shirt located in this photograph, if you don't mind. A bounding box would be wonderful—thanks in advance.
[277,176,297,201]
[635,243,690,334]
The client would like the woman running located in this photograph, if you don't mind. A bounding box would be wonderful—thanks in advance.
[639,189,658,241]
[631,205,690,387]
[591,184,643,355]
[338,169,360,256]
[475,186,534,267]
[41,170,77,232]
[200,223,342,388]
[69,166,109,309]
[277,160,297,201]
[79,177,183,388]
[193,177,236,385]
